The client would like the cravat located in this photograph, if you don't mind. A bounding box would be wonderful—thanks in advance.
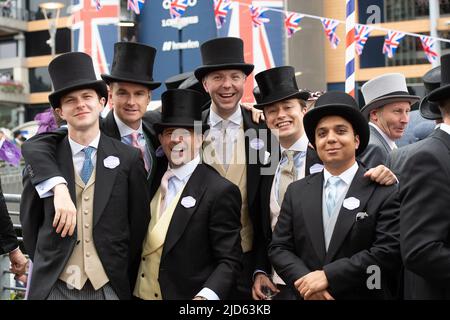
[80,146,95,185]
[130,132,150,172]
[159,169,175,217]
[277,150,298,205]
[325,176,342,217]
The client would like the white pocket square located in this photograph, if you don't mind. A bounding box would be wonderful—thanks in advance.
[355,212,369,221]
[263,151,271,165]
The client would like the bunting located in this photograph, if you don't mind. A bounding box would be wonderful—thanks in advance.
[321,18,340,49]
[214,0,232,29]
[354,24,373,55]
[284,12,303,38]
[383,30,406,58]
[127,0,145,15]
[250,5,270,28]
[420,36,439,63]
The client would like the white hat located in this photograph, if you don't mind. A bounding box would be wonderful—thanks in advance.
[360,73,420,118]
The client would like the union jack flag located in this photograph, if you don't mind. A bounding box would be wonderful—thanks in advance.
[250,5,270,28]
[127,0,145,15]
[420,35,439,63]
[71,0,119,76]
[321,18,340,49]
[354,24,373,55]
[284,12,303,38]
[214,0,232,29]
[170,0,188,19]
[218,0,283,102]
[95,0,101,11]
[383,30,405,58]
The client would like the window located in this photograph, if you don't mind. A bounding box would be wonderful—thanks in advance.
[0,40,17,59]
[25,28,71,57]
[29,67,51,93]
[26,0,72,21]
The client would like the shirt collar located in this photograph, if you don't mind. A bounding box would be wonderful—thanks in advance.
[323,161,359,187]
[439,123,450,136]
[113,111,143,138]
[280,134,309,155]
[168,155,201,182]
[68,132,101,156]
[369,122,397,150]
[209,107,242,127]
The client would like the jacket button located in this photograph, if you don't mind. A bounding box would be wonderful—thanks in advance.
[154,293,158,298]
[142,257,145,261]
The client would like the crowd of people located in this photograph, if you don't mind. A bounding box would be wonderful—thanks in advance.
[0,36,448,300]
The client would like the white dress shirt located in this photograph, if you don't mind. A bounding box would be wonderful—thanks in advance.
[322,162,359,250]
[439,123,450,136]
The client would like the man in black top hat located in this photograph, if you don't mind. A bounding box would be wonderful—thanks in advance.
[252,67,399,300]
[400,53,450,299]
[133,89,242,300]
[269,91,401,300]
[21,42,166,237]
[195,37,272,299]
[20,52,150,299]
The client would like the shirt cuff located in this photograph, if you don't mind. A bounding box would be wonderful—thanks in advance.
[196,288,220,300]
[35,176,67,198]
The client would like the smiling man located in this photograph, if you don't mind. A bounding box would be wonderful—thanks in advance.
[20,52,150,300]
[21,42,166,238]
[359,73,420,168]
[268,91,401,300]
[133,89,242,300]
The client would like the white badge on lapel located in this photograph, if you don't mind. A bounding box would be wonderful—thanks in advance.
[309,163,324,174]
[103,156,120,169]
[355,212,369,221]
[181,196,196,208]
[343,197,360,210]
[250,138,264,150]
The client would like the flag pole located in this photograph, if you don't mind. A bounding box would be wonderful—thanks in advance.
[345,0,355,97]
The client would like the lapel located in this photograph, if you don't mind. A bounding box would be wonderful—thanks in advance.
[305,146,322,177]
[370,125,391,154]
[242,106,264,208]
[434,128,450,154]
[324,166,377,263]
[92,134,120,227]
[101,112,121,140]
[56,137,76,207]
[302,173,327,263]
[162,164,208,257]
[142,120,157,180]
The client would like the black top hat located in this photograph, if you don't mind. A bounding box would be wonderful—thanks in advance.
[428,53,450,102]
[194,37,254,81]
[101,42,161,90]
[253,86,262,104]
[48,52,108,109]
[254,66,310,109]
[303,91,369,156]
[165,71,194,90]
[154,89,209,134]
[419,66,442,120]
[178,74,211,111]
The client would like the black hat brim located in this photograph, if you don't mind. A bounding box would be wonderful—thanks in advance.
[49,80,108,109]
[154,122,210,135]
[194,63,254,81]
[101,74,161,90]
[254,90,310,109]
[427,84,450,102]
[304,104,369,156]
[360,95,420,118]
[419,95,442,120]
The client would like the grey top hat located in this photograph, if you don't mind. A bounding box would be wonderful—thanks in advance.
[360,73,420,118]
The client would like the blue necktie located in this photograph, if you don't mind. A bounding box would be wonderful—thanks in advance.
[80,146,95,184]
[326,176,342,217]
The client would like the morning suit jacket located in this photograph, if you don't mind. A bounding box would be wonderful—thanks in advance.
[358,125,392,168]
[387,129,439,179]
[156,164,243,299]
[400,128,450,299]
[0,177,18,255]
[269,165,401,299]
[255,145,322,275]
[202,106,270,252]
[21,110,166,198]
[20,133,150,300]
